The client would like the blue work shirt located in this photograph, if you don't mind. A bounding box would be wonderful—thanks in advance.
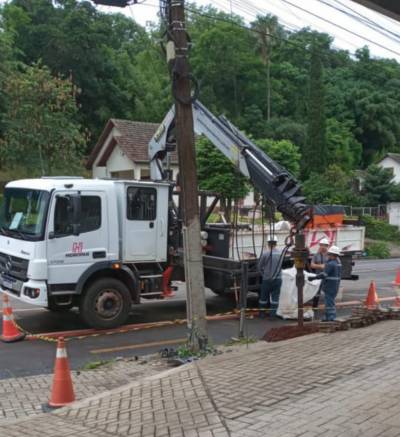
[258,248,283,281]
[319,258,342,295]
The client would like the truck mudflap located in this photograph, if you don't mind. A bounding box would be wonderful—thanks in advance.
[340,252,359,280]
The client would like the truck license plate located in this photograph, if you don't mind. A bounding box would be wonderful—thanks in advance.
[2,278,13,290]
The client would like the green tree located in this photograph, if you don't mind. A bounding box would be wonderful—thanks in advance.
[362,164,396,206]
[263,117,307,151]
[256,138,301,176]
[251,14,285,120]
[303,43,327,178]
[302,165,355,204]
[196,137,249,218]
[1,63,86,175]
[3,0,148,141]
[326,118,362,170]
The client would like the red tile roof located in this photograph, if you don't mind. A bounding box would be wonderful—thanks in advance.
[86,119,178,169]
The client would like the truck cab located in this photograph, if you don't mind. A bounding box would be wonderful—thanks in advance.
[0,177,170,328]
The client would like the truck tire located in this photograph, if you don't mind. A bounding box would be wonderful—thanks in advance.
[79,278,131,329]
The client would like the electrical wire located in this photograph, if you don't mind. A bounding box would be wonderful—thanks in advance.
[332,0,400,40]
[277,0,400,58]
[318,0,400,45]
[184,4,361,60]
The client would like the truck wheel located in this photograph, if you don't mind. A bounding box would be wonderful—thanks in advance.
[79,278,131,329]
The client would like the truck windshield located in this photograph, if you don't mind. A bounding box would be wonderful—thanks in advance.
[0,188,50,240]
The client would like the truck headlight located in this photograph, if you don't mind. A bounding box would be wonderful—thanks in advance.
[24,287,40,298]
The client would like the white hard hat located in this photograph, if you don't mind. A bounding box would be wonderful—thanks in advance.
[327,245,341,256]
[267,234,278,243]
[200,231,208,240]
[319,238,329,246]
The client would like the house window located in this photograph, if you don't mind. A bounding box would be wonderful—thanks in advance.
[140,168,151,180]
[110,170,134,179]
[127,187,157,221]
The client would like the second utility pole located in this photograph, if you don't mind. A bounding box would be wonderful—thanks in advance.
[167,0,208,351]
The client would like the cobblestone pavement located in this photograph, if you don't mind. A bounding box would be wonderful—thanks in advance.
[0,359,167,423]
[2,320,400,436]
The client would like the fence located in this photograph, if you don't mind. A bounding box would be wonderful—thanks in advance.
[342,205,387,219]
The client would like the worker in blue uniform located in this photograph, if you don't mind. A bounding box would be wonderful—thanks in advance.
[309,246,342,321]
[258,234,283,318]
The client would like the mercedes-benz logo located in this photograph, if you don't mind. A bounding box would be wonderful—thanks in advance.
[5,256,12,273]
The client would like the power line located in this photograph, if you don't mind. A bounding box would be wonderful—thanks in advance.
[277,0,400,57]
[319,0,400,45]
[185,3,359,59]
[230,0,361,52]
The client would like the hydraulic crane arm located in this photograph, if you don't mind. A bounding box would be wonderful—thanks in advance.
[149,100,311,230]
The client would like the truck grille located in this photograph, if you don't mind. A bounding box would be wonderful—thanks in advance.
[0,252,29,281]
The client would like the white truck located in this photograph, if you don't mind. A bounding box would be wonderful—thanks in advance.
[0,100,363,328]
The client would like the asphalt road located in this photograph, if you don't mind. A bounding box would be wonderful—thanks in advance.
[0,258,399,379]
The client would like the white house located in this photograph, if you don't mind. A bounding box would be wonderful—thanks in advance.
[87,118,179,181]
[377,153,400,183]
[87,118,255,209]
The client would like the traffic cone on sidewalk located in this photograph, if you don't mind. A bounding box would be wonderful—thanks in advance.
[1,294,26,343]
[393,269,400,286]
[48,337,75,408]
[365,280,379,309]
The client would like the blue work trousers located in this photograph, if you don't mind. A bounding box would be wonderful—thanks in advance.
[259,278,282,317]
[324,288,338,321]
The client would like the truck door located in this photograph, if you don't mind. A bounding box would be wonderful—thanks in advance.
[46,191,108,289]
[124,185,159,261]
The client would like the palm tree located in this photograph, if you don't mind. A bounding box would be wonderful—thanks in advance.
[251,15,285,120]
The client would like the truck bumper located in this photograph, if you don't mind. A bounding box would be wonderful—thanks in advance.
[1,280,48,307]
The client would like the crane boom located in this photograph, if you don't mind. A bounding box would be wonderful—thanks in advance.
[149,100,311,230]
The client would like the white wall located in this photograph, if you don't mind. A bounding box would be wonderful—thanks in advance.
[379,157,400,183]
[388,202,400,228]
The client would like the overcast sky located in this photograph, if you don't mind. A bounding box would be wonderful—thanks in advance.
[94,0,400,61]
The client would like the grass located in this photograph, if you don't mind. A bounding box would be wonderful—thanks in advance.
[81,359,113,371]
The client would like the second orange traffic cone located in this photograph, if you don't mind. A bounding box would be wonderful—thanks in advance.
[48,337,75,408]
[1,293,26,343]
[393,269,400,286]
[365,280,379,309]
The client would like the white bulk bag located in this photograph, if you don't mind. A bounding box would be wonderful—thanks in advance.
[277,267,321,320]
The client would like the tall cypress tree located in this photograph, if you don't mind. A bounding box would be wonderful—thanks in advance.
[303,44,327,178]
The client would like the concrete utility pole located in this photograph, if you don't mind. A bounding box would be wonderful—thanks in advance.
[92,0,208,351]
[292,233,308,328]
[166,0,208,350]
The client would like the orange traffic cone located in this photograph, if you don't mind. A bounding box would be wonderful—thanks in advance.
[48,337,75,408]
[393,269,400,286]
[1,294,25,343]
[365,280,379,309]
[162,266,175,298]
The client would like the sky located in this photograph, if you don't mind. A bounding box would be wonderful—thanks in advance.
[93,0,400,61]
